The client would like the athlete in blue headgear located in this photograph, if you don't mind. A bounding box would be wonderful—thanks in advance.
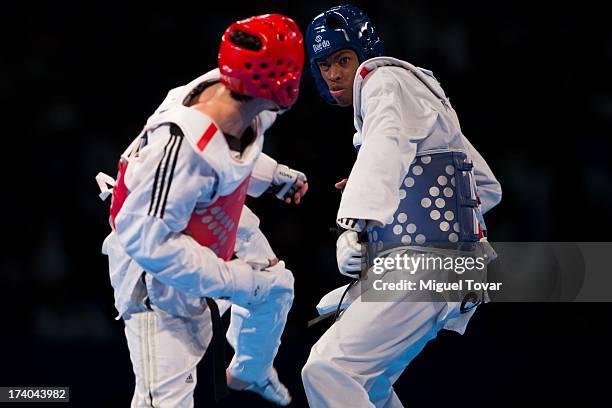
[301,5,502,406]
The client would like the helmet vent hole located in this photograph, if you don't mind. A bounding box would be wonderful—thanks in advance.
[245,63,252,70]
[276,59,283,66]
[287,60,292,67]
[260,63,268,69]
[325,15,344,30]
[277,33,285,41]
[253,74,260,81]
[280,72,286,77]
[261,84,269,90]
[268,72,275,78]
[229,30,262,51]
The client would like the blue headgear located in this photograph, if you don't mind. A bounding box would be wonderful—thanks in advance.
[306,4,384,104]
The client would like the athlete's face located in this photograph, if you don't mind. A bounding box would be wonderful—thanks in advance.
[316,49,360,107]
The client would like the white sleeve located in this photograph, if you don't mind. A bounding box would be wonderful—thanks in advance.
[247,153,278,197]
[461,134,502,214]
[338,69,437,225]
[114,124,256,300]
[234,206,277,261]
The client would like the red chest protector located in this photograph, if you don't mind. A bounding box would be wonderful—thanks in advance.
[109,159,129,229]
[109,158,250,261]
[183,176,250,261]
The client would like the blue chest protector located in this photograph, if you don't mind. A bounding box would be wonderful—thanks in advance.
[364,150,486,254]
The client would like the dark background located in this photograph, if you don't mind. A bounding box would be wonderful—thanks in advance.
[2,0,611,406]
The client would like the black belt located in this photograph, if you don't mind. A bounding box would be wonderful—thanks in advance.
[141,272,153,311]
[205,297,229,401]
[307,279,358,328]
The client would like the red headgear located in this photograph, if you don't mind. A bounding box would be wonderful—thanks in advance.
[219,14,304,108]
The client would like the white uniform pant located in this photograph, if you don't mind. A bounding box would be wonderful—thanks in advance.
[302,289,473,408]
[124,275,293,408]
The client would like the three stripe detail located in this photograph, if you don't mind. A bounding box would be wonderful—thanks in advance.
[148,124,184,218]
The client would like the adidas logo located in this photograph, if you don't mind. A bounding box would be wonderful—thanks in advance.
[185,373,194,384]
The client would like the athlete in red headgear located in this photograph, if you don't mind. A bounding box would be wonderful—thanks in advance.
[218,14,304,109]
[97,14,305,406]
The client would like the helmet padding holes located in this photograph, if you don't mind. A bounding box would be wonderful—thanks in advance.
[325,15,345,30]
[229,30,262,51]
[219,14,304,108]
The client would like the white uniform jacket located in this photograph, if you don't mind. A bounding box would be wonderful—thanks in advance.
[102,69,281,320]
[338,57,502,227]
